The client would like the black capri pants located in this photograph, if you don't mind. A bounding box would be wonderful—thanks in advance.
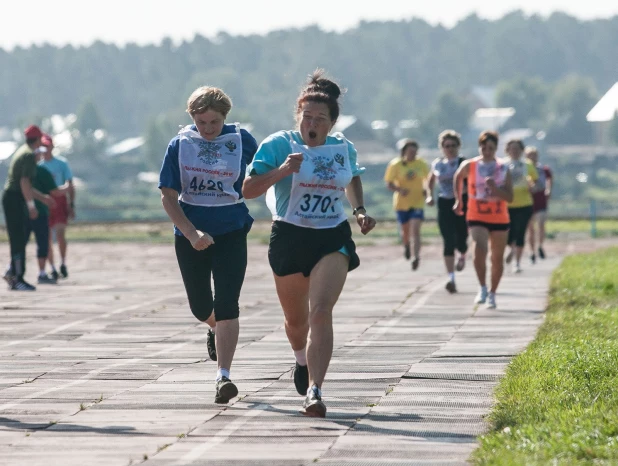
[437,196,468,257]
[174,226,248,322]
[508,206,534,247]
[25,213,50,258]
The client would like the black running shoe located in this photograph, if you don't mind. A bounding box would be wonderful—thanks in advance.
[293,362,309,396]
[11,280,36,291]
[538,247,546,260]
[3,270,15,286]
[301,386,326,418]
[206,328,217,361]
[215,376,238,404]
[445,280,457,294]
[38,274,57,284]
[60,264,68,278]
[50,270,59,281]
[530,254,536,264]
[411,257,420,271]
[403,244,411,260]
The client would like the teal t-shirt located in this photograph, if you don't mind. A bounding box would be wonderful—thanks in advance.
[247,131,365,218]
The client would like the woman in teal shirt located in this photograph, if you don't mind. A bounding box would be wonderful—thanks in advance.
[243,70,376,418]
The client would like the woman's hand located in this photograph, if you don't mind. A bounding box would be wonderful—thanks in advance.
[279,153,304,176]
[356,213,377,235]
[426,195,434,207]
[453,200,464,216]
[188,230,214,251]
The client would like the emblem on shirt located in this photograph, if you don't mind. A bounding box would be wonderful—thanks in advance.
[406,170,416,180]
[225,140,237,152]
[197,141,222,165]
[313,156,337,181]
[334,153,345,168]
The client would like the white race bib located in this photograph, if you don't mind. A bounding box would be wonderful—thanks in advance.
[279,135,352,229]
[177,125,244,207]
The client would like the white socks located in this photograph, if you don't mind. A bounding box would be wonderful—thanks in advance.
[307,385,321,397]
[448,272,455,282]
[216,368,230,382]
[294,348,307,366]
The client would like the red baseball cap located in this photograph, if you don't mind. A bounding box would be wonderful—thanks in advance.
[24,125,43,140]
[41,133,53,147]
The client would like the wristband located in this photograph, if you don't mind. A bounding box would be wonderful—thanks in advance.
[353,206,366,216]
[27,200,35,209]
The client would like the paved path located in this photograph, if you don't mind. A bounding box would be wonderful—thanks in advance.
[0,240,561,465]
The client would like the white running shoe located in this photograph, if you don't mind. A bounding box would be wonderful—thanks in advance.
[487,293,497,309]
[513,263,522,274]
[475,287,488,304]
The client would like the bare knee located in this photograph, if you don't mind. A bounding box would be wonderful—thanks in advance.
[309,305,333,328]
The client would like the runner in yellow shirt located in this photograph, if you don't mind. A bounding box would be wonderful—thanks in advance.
[384,139,430,270]
[504,139,538,273]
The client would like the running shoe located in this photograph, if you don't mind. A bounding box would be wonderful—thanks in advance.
[50,270,59,281]
[513,264,523,274]
[538,247,546,259]
[214,376,238,404]
[293,362,309,396]
[411,257,420,271]
[403,244,411,260]
[530,254,536,264]
[206,328,217,361]
[11,280,36,291]
[505,250,513,264]
[3,270,15,286]
[38,274,57,285]
[301,385,326,418]
[455,256,466,272]
[487,293,497,309]
[475,287,488,304]
[445,280,457,294]
[60,264,68,278]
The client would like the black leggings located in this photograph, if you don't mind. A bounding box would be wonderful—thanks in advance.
[437,197,468,257]
[174,226,248,322]
[2,190,28,280]
[508,206,534,247]
[25,213,50,258]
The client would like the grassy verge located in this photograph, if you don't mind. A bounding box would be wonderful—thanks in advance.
[472,247,618,465]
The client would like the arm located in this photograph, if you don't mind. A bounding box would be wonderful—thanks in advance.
[160,187,213,250]
[242,153,303,199]
[345,176,376,235]
[452,162,469,215]
[426,172,436,206]
[545,172,552,198]
[20,177,39,219]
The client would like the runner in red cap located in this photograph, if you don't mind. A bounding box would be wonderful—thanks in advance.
[2,125,55,290]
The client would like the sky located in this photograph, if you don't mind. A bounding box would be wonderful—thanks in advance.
[1,0,617,50]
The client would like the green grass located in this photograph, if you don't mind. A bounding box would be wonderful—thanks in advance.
[472,247,618,465]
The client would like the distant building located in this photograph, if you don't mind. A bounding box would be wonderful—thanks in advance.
[331,115,396,165]
[469,86,497,109]
[586,82,618,146]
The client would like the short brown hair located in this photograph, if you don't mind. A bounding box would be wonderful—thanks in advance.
[438,130,461,148]
[478,130,499,146]
[506,139,525,151]
[186,86,232,117]
[398,139,419,157]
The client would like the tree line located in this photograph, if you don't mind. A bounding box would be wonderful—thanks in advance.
[1,10,617,163]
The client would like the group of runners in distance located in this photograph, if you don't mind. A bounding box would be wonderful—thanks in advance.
[385,130,552,309]
[155,69,553,417]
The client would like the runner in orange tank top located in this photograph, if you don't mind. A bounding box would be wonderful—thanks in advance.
[453,130,513,309]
